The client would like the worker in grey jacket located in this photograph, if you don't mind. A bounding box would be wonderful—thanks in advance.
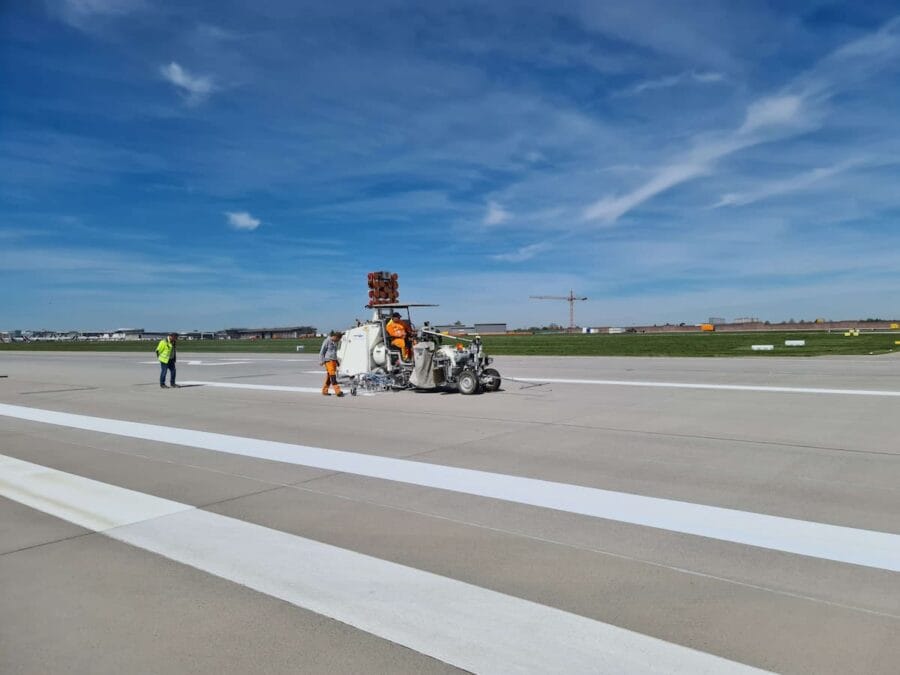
[319,332,344,396]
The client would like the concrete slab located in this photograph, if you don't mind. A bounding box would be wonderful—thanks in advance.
[0,495,89,555]
[0,524,461,675]
[1,351,899,673]
[205,485,900,675]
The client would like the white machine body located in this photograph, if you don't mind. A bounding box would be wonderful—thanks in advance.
[337,323,384,376]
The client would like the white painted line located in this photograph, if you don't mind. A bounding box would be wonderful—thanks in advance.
[179,381,322,394]
[0,454,191,531]
[187,360,253,366]
[0,454,766,674]
[184,373,900,399]
[139,360,256,366]
[516,377,900,398]
[1,403,898,572]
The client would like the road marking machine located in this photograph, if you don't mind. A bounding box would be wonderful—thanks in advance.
[337,271,501,396]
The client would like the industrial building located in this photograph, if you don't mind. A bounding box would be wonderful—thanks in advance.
[222,326,317,340]
[433,323,507,335]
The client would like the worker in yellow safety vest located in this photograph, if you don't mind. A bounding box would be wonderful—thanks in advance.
[156,333,178,388]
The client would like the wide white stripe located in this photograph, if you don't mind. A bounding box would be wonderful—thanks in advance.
[179,381,322,394]
[139,359,315,365]
[1,402,898,572]
[139,361,252,366]
[519,377,900,397]
[0,454,190,530]
[1,454,765,674]
[181,375,900,399]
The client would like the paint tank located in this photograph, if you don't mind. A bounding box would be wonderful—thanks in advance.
[338,324,384,376]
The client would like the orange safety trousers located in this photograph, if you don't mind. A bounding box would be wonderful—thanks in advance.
[391,337,411,361]
[322,360,342,395]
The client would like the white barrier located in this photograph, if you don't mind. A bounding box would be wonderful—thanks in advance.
[784,340,806,347]
[751,344,774,351]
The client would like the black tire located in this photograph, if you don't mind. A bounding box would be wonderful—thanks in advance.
[482,367,501,392]
[458,369,480,395]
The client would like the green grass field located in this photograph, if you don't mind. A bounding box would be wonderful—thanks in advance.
[2,331,896,357]
[482,332,897,357]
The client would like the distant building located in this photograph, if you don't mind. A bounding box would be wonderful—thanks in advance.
[176,331,218,340]
[434,324,473,335]
[708,317,726,325]
[141,332,169,342]
[223,326,316,339]
[473,323,507,334]
[433,322,507,335]
[733,317,761,324]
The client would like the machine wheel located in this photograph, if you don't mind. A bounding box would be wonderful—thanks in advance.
[481,368,501,392]
[458,369,481,395]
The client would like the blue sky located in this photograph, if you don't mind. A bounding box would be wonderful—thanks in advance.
[2,1,899,331]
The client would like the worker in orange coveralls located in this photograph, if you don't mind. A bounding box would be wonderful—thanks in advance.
[386,312,412,361]
[318,331,344,397]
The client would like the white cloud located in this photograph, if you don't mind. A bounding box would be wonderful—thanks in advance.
[490,242,549,262]
[713,159,867,208]
[583,159,712,224]
[585,86,809,225]
[64,0,141,12]
[738,94,804,134]
[53,0,145,29]
[619,70,725,96]
[582,16,900,227]
[483,200,511,226]
[225,211,261,231]
[160,62,214,105]
[831,16,900,61]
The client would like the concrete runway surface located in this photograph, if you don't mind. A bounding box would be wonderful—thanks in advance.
[1,351,898,674]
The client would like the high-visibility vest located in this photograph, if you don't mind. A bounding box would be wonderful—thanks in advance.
[156,339,174,364]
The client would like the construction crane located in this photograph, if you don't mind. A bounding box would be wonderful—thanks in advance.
[530,290,588,332]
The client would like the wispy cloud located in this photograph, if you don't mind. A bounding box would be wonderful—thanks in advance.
[830,16,900,61]
[617,70,725,97]
[55,0,145,28]
[160,62,215,105]
[225,211,261,231]
[483,200,511,226]
[738,94,805,134]
[583,19,900,227]
[583,94,814,224]
[713,159,868,208]
[10,4,900,329]
[490,242,549,263]
[583,155,719,225]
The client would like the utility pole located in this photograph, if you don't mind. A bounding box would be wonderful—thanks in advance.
[529,290,588,332]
